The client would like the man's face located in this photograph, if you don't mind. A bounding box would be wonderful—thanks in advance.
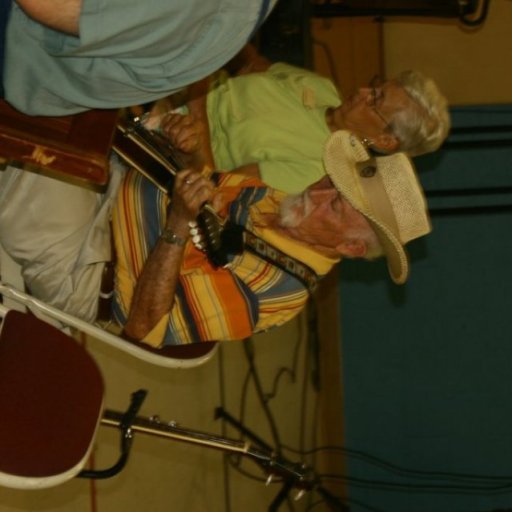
[279,176,372,254]
[333,79,417,147]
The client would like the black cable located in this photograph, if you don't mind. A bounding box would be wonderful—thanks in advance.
[299,311,311,461]
[319,473,512,494]
[217,345,232,512]
[219,288,512,507]
[243,337,283,455]
[236,316,304,432]
[266,317,303,400]
[236,363,253,437]
[266,367,296,399]
[220,316,512,508]
[280,444,512,485]
[342,496,389,512]
[239,338,299,511]
[215,313,336,511]
[305,392,322,511]
[234,331,512,504]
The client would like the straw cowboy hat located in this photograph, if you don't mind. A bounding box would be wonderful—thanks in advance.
[323,130,431,284]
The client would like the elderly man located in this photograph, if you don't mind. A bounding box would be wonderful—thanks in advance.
[158,46,450,194]
[2,0,276,114]
[114,130,431,346]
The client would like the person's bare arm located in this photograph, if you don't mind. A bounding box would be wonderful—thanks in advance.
[16,0,81,35]
[123,170,215,341]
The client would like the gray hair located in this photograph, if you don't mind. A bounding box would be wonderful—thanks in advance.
[388,70,451,157]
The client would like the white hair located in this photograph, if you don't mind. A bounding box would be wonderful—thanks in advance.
[389,70,451,157]
[279,194,308,227]
[279,192,383,260]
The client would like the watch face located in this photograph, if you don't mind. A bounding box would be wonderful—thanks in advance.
[161,229,186,246]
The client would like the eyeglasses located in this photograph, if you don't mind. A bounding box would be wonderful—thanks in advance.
[367,75,391,129]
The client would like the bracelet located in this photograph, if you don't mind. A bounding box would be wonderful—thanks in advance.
[160,228,187,247]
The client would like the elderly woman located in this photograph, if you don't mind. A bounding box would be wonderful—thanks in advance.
[157,45,450,194]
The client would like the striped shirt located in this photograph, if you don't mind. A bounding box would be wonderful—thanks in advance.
[112,171,337,346]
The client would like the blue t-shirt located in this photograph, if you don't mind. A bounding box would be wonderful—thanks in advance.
[4,0,276,115]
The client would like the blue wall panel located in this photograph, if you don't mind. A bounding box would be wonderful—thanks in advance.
[340,106,512,512]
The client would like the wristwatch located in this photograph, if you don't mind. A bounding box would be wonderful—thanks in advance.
[160,228,187,247]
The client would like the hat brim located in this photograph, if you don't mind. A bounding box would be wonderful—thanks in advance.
[322,131,412,284]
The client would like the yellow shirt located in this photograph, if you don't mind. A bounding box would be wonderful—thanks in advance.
[112,172,337,346]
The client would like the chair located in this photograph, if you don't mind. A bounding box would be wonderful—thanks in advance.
[0,306,104,489]
[0,272,218,369]
[0,306,312,496]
